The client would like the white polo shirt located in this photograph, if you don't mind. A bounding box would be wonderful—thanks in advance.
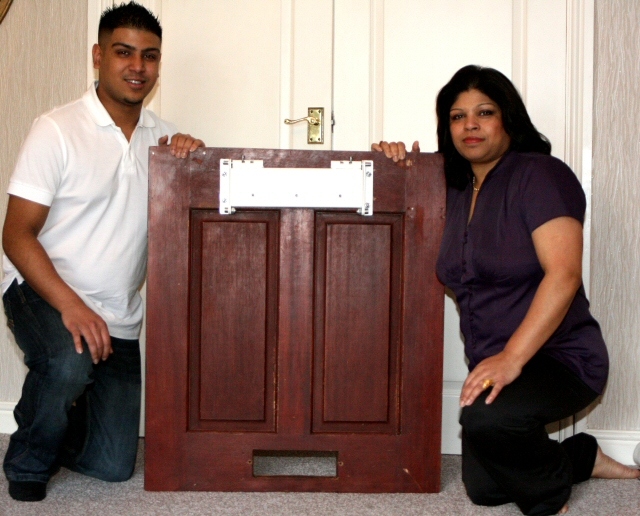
[2,83,177,339]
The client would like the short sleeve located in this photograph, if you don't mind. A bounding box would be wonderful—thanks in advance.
[518,155,586,234]
[7,115,66,206]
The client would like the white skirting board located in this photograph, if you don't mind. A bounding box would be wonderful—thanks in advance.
[587,429,640,466]
[441,382,463,454]
[2,398,639,466]
[0,402,17,434]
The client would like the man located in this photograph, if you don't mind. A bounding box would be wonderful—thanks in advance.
[1,2,203,501]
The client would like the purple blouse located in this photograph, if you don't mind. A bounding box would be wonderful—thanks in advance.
[436,151,608,394]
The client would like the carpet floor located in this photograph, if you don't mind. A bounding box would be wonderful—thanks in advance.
[1,435,638,515]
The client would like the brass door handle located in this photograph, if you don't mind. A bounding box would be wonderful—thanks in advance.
[284,116,319,125]
[284,108,324,144]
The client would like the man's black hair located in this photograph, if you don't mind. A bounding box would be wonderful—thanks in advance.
[99,1,162,42]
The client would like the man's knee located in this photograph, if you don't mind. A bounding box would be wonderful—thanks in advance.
[47,348,93,389]
[93,464,135,483]
[74,447,137,482]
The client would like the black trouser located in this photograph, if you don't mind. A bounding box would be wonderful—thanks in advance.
[460,354,599,516]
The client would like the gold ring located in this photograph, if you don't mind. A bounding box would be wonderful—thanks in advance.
[482,379,494,390]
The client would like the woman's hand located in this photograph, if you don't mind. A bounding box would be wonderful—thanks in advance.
[371,140,420,162]
[460,351,524,407]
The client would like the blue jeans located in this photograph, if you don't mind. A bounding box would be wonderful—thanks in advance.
[2,280,141,483]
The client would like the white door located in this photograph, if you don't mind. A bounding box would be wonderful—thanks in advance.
[88,0,593,452]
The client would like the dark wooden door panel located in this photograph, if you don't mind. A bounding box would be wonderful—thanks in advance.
[313,213,403,433]
[189,210,279,432]
[146,148,445,493]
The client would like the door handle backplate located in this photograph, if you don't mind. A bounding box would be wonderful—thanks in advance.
[284,107,324,144]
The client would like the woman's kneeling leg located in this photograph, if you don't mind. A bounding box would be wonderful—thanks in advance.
[459,355,598,516]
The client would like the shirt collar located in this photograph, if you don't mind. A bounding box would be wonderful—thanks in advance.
[83,81,156,129]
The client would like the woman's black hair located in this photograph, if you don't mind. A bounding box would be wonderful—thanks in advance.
[436,65,551,190]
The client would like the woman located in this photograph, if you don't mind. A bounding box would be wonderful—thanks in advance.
[373,65,639,516]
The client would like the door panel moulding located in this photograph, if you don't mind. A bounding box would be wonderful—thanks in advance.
[369,0,385,146]
[279,0,294,149]
[511,0,528,102]
[564,0,595,296]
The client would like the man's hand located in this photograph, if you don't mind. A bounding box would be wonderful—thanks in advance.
[59,298,112,364]
[158,133,205,159]
[371,140,420,162]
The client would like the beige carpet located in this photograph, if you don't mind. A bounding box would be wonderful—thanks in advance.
[1,435,638,515]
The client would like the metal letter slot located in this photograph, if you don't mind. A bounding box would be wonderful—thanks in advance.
[284,107,324,144]
[219,158,373,215]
